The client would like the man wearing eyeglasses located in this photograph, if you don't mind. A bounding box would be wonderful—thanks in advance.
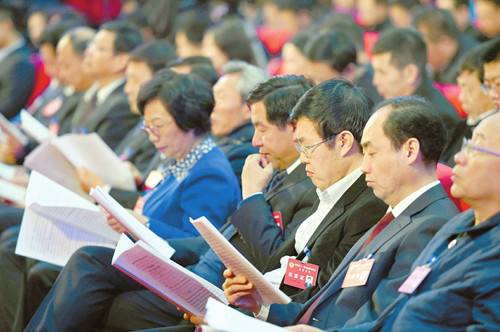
[223,95,459,331]
[482,38,500,111]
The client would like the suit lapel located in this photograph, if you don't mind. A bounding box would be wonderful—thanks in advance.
[264,163,307,201]
[300,174,367,252]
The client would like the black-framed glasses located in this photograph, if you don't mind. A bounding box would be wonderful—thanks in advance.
[461,138,500,158]
[295,134,338,158]
[141,120,168,136]
[481,75,500,94]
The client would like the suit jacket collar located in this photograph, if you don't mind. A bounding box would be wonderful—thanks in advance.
[300,174,367,253]
[340,184,449,267]
[264,163,309,201]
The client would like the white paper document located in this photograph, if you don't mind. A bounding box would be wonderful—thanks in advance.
[15,171,120,266]
[0,178,26,205]
[90,186,175,260]
[112,235,228,316]
[190,216,291,307]
[24,140,89,198]
[24,133,135,193]
[204,298,287,332]
[0,162,16,179]
[53,133,135,190]
[19,109,54,143]
[0,112,29,146]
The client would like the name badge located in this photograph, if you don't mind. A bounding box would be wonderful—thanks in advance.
[283,257,319,289]
[398,266,431,294]
[272,211,283,232]
[341,258,375,288]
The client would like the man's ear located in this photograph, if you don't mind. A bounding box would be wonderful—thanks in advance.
[403,63,419,87]
[112,53,130,74]
[404,137,420,164]
[338,131,355,157]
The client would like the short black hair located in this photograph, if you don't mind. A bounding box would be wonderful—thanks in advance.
[207,17,256,65]
[62,26,96,56]
[39,20,81,48]
[268,0,314,12]
[304,30,357,72]
[130,41,176,73]
[376,96,446,165]
[481,36,500,64]
[388,0,422,10]
[246,75,314,128]
[99,20,143,54]
[0,3,25,32]
[412,7,460,42]
[318,14,364,51]
[167,56,213,67]
[167,56,218,86]
[458,43,490,81]
[174,9,211,45]
[372,28,427,76]
[289,78,373,146]
[137,70,214,136]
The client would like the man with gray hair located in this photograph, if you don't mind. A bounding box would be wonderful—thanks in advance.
[211,60,269,185]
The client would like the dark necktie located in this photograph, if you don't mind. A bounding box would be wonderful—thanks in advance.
[358,211,395,253]
[82,92,98,124]
[296,211,395,325]
[265,170,286,194]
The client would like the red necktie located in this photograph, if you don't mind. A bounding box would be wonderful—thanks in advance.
[358,211,395,253]
[296,211,396,325]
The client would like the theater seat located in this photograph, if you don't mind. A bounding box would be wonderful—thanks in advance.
[437,163,470,211]
[25,53,50,107]
[433,82,467,118]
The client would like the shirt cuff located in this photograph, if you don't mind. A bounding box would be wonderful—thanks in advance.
[253,305,270,321]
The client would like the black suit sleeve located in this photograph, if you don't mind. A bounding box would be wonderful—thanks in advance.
[0,54,35,119]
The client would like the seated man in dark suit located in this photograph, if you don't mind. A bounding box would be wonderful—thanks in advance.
[224,96,458,331]
[0,4,35,120]
[294,104,500,332]
[64,20,142,150]
[25,75,317,331]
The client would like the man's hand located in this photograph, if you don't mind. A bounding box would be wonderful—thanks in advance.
[180,309,206,326]
[222,269,261,314]
[285,325,325,332]
[241,154,274,199]
[76,167,105,193]
[106,214,127,234]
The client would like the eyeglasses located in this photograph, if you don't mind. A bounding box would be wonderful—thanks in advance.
[295,134,338,159]
[141,120,168,136]
[481,75,500,94]
[461,138,500,158]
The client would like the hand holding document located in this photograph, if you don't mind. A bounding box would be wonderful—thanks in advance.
[203,298,287,332]
[15,171,119,266]
[112,234,227,316]
[90,186,175,260]
[190,216,291,307]
[24,133,135,194]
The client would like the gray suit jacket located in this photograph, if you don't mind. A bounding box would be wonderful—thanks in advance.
[267,184,459,329]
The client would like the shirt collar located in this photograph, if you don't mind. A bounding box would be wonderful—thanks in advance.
[316,168,362,205]
[390,181,440,218]
[161,137,216,182]
[286,159,301,175]
[449,209,500,238]
[467,109,498,126]
[96,78,125,105]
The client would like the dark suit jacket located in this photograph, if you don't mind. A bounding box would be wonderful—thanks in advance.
[263,174,387,298]
[0,43,35,119]
[230,163,317,271]
[267,184,459,329]
[170,163,316,275]
[69,81,139,150]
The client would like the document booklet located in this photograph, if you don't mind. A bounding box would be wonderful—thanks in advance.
[90,186,175,260]
[15,171,119,266]
[112,234,228,316]
[204,298,287,332]
[190,216,291,307]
